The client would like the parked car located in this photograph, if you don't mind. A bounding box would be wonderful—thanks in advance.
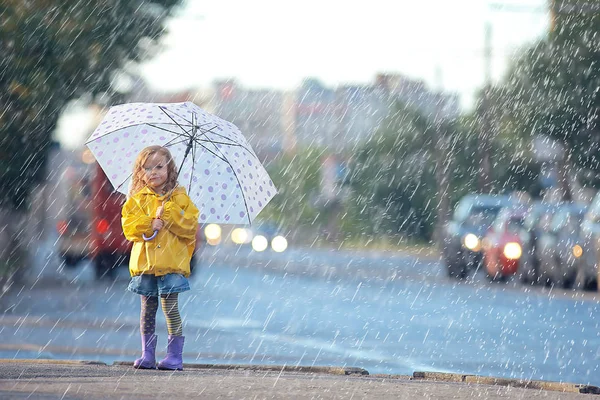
[482,206,527,281]
[56,165,93,268]
[537,203,587,288]
[518,202,560,285]
[576,193,600,290]
[441,194,516,279]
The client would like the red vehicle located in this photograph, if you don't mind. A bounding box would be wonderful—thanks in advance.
[90,164,132,278]
[482,207,527,280]
[58,162,203,279]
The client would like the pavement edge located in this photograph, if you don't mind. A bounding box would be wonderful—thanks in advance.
[413,371,600,395]
[4,360,599,394]
[0,359,106,366]
[112,361,368,375]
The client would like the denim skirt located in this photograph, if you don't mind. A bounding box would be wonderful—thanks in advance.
[127,273,190,297]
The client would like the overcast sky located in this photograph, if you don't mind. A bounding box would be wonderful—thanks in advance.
[140,0,550,108]
[57,0,550,149]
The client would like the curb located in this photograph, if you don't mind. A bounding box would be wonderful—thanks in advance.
[113,361,368,375]
[0,359,106,366]
[413,371,600,395]
[4,360,599,394]
[0,359,367,376]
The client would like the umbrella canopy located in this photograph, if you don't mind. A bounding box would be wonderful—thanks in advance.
[85,101,277,225]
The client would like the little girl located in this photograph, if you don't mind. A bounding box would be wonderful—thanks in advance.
[121,145,199,370]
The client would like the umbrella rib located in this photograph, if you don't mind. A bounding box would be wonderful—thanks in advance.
[163,108,226,134]
[188,140,196,193]
[158,106,194,134]
[228,166,251,225]
[159,106,194,126]
[194,141,228,163]
[189,138,251,222]
[199,131,259,160]
[196,124,219,137]
[163,138,189,147]
[115,171,134,193]
[202,138,252,225]
[146,123,192,138]
[198,140,248,148]
[196,139,260,161]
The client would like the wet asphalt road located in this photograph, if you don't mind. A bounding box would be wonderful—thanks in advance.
[1,245,599,386]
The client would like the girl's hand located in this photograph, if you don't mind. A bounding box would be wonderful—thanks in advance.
[156,206,164,219]
[151,218,164,231]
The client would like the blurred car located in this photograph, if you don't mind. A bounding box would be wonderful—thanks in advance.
[246,223,289,253]
[518,202,560,285]
[537,203,587,288]
[576,193,600,290]
[441,194,516,279]
[57,213,91,267]
[89,164,132,279]
[56,166,93,267]
[203,221,289,253]
[482,206,527,281]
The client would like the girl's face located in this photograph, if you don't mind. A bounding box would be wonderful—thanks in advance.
[143,153,169,193]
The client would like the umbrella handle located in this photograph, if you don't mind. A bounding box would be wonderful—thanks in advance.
[142,230,158,241]
[143,208,163,241]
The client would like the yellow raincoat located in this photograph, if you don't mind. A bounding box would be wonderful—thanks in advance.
[122,186,200,277]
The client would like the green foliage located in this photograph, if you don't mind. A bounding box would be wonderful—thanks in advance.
[345,102,441,241]
[0,0,181,209]
[460,111,542,197]
[260,146,323,229]
[343,101,542,243]
[501,8,600,176]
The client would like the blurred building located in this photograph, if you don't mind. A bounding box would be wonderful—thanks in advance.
[293,74,460,152]
[212,80,285,161]
[335,84,389,149]
[294,78,338,149]
[375,73,460,122]
[133,74,461,159]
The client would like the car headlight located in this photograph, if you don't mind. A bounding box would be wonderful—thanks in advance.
[503,242,522,260]
[251,235,268,252]
[204,224,222,246]
[271,235,288,252]
[573,244,583,258]
[231,228,252,244]
[463,233,481,251]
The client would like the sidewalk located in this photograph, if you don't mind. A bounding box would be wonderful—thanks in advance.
[0,360,597,399]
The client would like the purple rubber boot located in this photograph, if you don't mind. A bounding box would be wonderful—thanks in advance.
[133,334,157,369]
[157,335,185,371]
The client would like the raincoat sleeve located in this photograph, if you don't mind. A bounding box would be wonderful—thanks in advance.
[121,197,154,242]
[161,194,200,241]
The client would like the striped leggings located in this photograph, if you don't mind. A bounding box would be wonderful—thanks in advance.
[140,294,182,336]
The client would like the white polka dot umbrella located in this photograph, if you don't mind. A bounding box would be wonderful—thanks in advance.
[85,101,277,225]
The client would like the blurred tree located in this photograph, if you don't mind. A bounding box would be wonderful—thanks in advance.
[345,99,541,244]
[345,101,460,242]
[0,0,180,275]
[463,89,543,198]
[260,146,323,242]
[500,4,600,200]
[0,0,180,208]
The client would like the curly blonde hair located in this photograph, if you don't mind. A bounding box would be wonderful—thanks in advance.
[129,146,178,197]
